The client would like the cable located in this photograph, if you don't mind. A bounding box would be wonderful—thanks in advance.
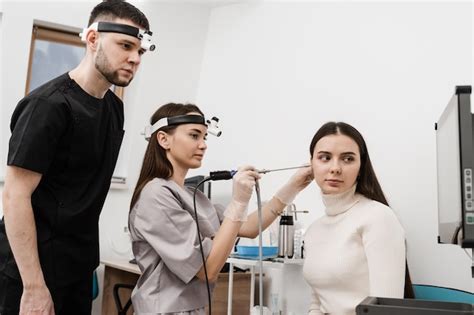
[470,249,474,279]
[193,174,264,315]
[464,248,473,260]
[451,224,461,244]
[192,170,237,315]
[193,177,213,315]
[255,179,264,315]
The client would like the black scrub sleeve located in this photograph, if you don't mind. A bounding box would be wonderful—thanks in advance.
[8,96,70,174]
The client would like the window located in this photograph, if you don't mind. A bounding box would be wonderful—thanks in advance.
[26,23,85,93]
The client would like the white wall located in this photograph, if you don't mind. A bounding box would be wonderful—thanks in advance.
[0,1,212,314]
[196,2,473,298]
[1,0,473,314]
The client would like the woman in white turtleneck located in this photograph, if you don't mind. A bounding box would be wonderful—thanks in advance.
[302,122,413,315]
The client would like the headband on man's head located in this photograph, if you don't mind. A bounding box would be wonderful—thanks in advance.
[80,21,156,51]
[142,115,222,141]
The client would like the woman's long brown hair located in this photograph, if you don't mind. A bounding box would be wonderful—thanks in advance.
[129,103,204,211]
[309,122,414,298]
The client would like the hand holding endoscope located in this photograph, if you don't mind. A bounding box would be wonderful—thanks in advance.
[223,166,260,222]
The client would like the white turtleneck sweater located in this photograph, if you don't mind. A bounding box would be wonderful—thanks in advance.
[302,185,405,315]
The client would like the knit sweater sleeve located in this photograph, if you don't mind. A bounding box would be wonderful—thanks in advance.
[308,289,324,315]
[360,203,406,298]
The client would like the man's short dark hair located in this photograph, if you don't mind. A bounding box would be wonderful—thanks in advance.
[88,0,150,31]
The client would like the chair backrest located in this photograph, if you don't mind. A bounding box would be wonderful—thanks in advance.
[413,284,474,304]
[92,270,99,300]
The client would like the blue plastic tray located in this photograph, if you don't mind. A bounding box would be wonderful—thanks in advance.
[235,245,278,257]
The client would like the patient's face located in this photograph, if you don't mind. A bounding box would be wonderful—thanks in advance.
[311,134,361,194]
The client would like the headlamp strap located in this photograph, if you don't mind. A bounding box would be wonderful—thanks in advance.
[142,114,221,141]
[166,115,206,127]
[80,22,155,51]
[96,22,153,39]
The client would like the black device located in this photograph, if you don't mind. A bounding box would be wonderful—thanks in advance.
[436,86,474,248]
[356,296,473,314]
[185,175,211,199]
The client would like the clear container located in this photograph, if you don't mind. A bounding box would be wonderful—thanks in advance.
[293,229,303,259]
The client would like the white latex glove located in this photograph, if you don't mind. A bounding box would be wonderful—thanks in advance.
[275,164,313,205]
[224,165,260,222]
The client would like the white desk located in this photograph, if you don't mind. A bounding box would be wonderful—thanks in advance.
[226,257,304,315]
[102,258,140,274]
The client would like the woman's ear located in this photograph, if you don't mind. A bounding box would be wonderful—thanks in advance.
[156,131,170,150]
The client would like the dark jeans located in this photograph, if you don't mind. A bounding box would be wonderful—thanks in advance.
[0,271,93,315]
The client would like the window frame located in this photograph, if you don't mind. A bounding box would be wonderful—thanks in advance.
[25,20,124,98]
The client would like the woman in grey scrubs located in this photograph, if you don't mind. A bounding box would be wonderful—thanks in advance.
[129,103,312,314]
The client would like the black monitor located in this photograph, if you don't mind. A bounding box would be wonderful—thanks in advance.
[436,85,474,248]
[184,175,211,199]
[356,296,473,314]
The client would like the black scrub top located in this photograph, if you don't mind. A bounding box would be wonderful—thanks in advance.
[0,73,124,287]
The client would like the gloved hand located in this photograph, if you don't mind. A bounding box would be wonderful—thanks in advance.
[275,163,313,205]
[224,165,260,222]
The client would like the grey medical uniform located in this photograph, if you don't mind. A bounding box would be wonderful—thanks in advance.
[129,178,225,314]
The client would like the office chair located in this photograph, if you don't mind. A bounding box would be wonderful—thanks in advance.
[413,284,474,304]
[113,283,134,315]
[92,270,99,300]
[91,271,134,315]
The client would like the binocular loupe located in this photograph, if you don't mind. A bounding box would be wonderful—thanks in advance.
[137,30,155,52]
[206,117,222,137]
[80,21,156,52]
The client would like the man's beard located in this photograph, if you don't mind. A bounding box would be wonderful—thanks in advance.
[95,45,133,87]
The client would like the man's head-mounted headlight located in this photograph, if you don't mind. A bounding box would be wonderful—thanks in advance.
[80,21,156,52]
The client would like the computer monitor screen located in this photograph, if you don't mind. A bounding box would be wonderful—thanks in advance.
[436,86,474,248]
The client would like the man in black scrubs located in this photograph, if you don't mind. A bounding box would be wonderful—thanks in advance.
[0,1,153,314]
